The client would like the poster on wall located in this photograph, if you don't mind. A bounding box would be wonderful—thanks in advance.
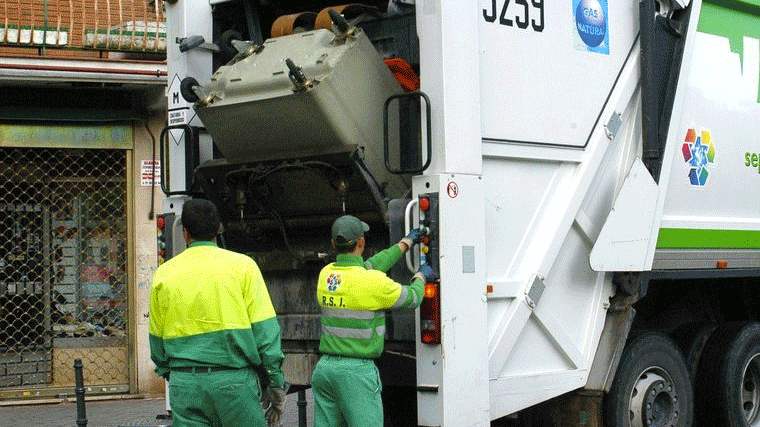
[140,160,161,186]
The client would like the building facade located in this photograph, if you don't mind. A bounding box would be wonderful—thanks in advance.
[0,0,166,400]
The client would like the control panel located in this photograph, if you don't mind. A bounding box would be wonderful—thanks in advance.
[416,193,440,345]
[417,193,439,275]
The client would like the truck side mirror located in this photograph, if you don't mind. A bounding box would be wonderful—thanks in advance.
[384,91,432,175]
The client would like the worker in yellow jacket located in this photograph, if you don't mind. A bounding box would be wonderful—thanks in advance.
[149,199,285,427]
[312,214,436,427]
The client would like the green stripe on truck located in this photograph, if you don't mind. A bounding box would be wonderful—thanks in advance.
[657,228,760,249]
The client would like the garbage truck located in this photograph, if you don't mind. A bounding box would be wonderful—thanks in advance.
[157,0,760,425]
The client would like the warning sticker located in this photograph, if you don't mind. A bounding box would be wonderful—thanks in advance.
[447,181,459,198]
[141,160,161,186]
[169,109,186,126]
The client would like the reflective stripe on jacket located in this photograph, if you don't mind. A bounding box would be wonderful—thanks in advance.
[317,245,424,358]
[148,241,284,387]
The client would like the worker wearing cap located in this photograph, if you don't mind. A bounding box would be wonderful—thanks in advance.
[312,215,437,427]
[149,199,286,427]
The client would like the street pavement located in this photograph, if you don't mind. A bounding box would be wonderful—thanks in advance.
[1,389,314,427]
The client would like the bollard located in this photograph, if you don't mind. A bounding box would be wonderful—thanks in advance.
[74,358,87,427]
[297,389,307,427]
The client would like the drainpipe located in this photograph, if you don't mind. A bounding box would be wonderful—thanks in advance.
[42,0,48,55]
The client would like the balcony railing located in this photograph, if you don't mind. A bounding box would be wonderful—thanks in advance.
[0,0,166,57]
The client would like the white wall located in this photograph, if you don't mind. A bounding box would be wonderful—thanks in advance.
[131,114,166,396]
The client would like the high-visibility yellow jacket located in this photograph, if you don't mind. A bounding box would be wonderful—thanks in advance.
[317,245,424,359]
[149,241,284,387]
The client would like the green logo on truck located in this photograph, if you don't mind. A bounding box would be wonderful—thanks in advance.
[698,2,760,103]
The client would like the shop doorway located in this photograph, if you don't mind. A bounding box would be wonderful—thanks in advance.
[0,147,129,398]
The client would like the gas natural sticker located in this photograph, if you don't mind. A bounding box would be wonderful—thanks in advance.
[573,0,610,55]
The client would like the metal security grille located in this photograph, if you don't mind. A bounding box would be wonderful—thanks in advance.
[0,147,128,398]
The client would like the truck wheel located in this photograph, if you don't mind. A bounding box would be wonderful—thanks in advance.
[604,332,693,427]
[695,322,760,427]
[671,321,716,382]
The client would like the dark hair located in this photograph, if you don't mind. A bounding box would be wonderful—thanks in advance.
[334,237,359,254]
[181,199,220,241]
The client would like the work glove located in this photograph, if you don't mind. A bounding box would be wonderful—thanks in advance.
[262,386,287,426]
[412,264,438,283]
[400,228,428,248]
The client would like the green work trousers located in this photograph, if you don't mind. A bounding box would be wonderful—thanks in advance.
[311,354,383,427]
[168,367,266,427]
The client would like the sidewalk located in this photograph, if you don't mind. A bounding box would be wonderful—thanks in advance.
[1,390,314,427]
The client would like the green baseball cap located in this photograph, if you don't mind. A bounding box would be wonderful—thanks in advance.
[331,215,369,244]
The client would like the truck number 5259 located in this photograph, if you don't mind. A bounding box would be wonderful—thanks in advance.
[483,0,545,32]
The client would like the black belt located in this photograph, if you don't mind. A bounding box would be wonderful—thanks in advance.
[171,366,239,373]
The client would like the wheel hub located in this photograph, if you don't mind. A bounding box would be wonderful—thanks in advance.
[742,354,760,426]
[630,369,680,427]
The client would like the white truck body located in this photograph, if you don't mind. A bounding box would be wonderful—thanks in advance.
[161,0,760,425]
[417,1,640,423]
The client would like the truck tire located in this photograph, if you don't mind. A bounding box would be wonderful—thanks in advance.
[604,332,693,427]
[695,322,760,427]
[671,321,716,383]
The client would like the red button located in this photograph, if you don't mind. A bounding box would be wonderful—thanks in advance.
[157,216,165,230]
[419,197,430,211]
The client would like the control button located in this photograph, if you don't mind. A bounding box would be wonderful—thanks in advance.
[419,197,430,211]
